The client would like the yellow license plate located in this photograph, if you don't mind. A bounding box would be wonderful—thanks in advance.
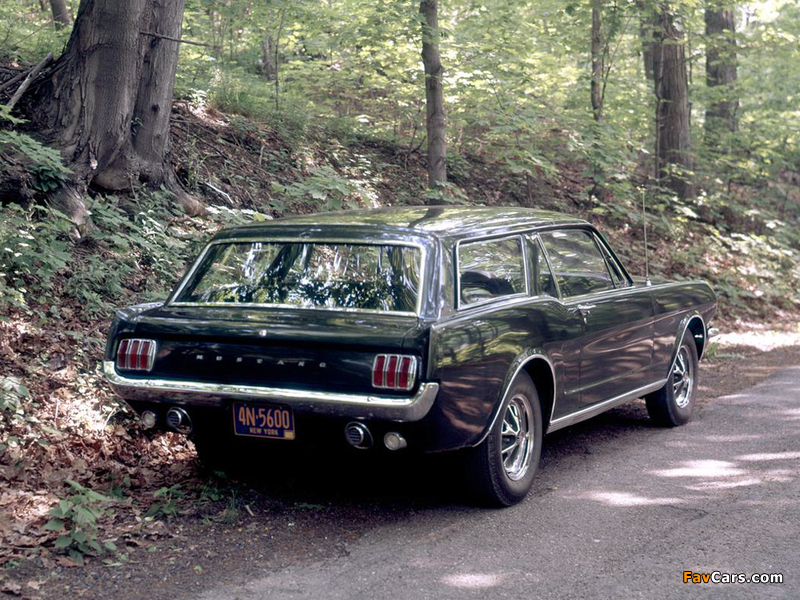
[232,402,295,440]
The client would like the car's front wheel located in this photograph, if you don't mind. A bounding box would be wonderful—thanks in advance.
[465,372,543,506]
[645,335,699,427]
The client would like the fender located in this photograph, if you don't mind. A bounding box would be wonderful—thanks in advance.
[471,348,556,447]
[668,312,706,376]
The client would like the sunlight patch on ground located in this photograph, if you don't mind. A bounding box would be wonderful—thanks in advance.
[736,451,800,462]
[649,460,747,478]
[781,408,800,420]
[703,434,762,442]
[714,330,800,352]
[684,478,763,491]
[441,573,505,589]
[577,491,685,507]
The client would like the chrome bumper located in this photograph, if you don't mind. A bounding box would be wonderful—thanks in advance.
[103,361,439,422]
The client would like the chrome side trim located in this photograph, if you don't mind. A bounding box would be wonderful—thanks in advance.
[472,351,556,447]
[103,361,439,422]
[547,378,667,433]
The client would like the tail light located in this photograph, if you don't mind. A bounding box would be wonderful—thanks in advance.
[116,339,157,372]
[372,354,417,391]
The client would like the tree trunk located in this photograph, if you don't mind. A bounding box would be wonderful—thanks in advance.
[419,0,447,194]
[49,0,71,29]
[704,1,738,145]
[96,0,201,214]
[652,6,693,199]
[591,0,604,122]
[30,0,202,234]
[258,37,276,80]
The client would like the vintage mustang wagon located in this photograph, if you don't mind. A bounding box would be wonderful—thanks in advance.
[105,207,717,505]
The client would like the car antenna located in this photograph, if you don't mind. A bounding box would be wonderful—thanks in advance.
[641,187,651,286]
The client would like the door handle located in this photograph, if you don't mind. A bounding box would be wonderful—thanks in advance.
[577,304,596,312]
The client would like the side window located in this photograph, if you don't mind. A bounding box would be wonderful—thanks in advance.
[458,236,526,307]
[529,236,558,297]
[540,230,615,298]
[597,238,628,287]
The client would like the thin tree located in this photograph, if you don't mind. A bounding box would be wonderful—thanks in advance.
[29,0,202,235]
[49,0,71,29]
[591,0,604,122]
[704,0,738,147]
[419,0,447,193]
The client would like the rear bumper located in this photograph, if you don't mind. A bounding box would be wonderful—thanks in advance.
[103,361,439,422]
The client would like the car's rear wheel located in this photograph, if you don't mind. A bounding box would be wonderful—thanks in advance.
[645,335,698,427]
[465,372,542,506]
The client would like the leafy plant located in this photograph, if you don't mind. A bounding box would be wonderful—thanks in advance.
[0,204,73,310]
[145,484,185,519]
[272,165,363,211]
[43,480,116,565]
[0,376,28,424]
[0,130,71,192]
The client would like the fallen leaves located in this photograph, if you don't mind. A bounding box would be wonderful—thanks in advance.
[1,309,201,570]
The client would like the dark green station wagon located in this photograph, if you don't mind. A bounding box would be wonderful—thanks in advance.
[105,207,717,505]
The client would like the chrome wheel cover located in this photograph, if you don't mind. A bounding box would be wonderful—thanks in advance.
[500,393,535,481]
[672,346,694,409]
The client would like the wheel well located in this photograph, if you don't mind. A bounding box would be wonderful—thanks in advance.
[523,358,555,430]
[687,317,706,359]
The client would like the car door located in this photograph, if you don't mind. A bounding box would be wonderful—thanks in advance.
[540,228,654,407]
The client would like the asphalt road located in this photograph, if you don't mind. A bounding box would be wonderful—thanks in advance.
[199,367,800,600]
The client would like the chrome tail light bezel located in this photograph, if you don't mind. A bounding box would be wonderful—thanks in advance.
[372,354,417,391]
[116,338,157,372]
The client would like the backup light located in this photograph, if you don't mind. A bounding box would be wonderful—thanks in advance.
[372,354,417,391]
[116,339,157,371]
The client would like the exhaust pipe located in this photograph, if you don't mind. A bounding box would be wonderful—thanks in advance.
[166,407,193,434]
[344,422,373,450]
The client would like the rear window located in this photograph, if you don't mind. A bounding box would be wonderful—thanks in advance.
[173,241,423,313]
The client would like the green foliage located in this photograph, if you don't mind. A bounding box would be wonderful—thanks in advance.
[146,484,185,519]
[272,165,364,211]
[0,376,29,424]
[0,130,71,192]
[44,480,116,565]
[0,204,73,310]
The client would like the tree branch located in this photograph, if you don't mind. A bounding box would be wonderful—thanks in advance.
[139,31,209,47]
[4,52,53,110]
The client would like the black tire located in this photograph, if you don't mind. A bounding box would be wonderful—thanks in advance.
[645,335,699,427]
[465,372,543,507]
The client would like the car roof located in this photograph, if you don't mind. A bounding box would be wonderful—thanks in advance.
[214,206,588,242]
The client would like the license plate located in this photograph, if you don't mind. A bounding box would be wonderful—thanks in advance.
[232,402,295,440]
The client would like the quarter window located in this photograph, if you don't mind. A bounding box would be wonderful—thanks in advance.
[458,237,526,307]
[530,237,558,297]
[597,239,628,287]
[540,230,615,298]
